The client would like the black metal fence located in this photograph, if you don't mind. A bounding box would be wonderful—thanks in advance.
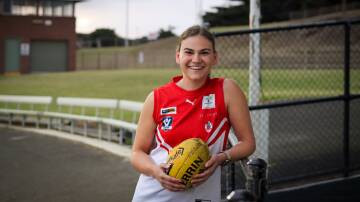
[217,20,360,197]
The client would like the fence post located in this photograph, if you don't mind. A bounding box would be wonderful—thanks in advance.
[343,21,351,177]
[226,158,267,202]
[97,52,101,70]
[250,109,269,162]
[246,158,268,202]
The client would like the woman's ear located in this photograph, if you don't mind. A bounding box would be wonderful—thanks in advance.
[175,51,180,64]
[213,51,218,65]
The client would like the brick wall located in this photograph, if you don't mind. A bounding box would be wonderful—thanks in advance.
[0,15,76,74]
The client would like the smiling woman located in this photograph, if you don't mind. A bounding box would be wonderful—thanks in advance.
[130,25,255,202]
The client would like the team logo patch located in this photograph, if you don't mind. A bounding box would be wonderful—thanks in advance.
[202,94,215,109]
[160,107,177,115]
[205,121,213,133]
[161,116,173,131]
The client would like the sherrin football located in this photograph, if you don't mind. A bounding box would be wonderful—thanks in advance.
[166,138,210,188]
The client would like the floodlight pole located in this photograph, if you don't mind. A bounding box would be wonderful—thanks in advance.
[196,0,203,26]
[125,0,129,47]
[249,0,261,106]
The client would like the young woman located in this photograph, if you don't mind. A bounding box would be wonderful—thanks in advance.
[131,25,255,202]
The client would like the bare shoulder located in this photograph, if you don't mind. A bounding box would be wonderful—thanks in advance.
[144,91,154,105]
[223,78,242,91]
[223,78,246,105]
[139,91,155,118]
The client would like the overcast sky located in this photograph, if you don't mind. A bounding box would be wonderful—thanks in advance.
[75,0,234,39]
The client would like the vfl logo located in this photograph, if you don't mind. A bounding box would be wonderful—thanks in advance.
[202,94,215,109]
[160,107,176,115]
[161,116,173,131]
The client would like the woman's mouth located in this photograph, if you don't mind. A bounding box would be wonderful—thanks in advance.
[187,64,204,70]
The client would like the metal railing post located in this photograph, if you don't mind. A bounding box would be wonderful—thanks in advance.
[343,21,351,177]
[226,158,268,202]
[246,158,268,202]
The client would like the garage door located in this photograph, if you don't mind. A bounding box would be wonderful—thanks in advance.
[4,39,20,72]
[30,41,67,72]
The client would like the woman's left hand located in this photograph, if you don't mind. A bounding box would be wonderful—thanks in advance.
[191,154,223,187]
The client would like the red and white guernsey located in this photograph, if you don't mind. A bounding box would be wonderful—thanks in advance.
[132,76,231,202]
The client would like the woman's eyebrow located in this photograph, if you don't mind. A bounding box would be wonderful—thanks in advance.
[183,48,212,52]
[184,48,194,51]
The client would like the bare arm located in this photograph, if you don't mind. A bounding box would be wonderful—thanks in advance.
[130,92,157,175]
[222,78,256,160]
[130,92,185,191]
[192,79,256,186]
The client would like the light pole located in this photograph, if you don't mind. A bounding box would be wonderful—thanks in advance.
[124,0,129,47]
[195,0,203,26]
[249,0,261,106]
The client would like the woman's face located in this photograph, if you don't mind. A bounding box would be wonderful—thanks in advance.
[176,35,218,82]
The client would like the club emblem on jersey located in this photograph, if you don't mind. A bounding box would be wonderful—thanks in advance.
[205,121,213,133]
[202,94,215,109]
[160,107,177,115]
[161,116,173,131]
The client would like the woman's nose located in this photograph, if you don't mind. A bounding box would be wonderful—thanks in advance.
[192,53,201,62]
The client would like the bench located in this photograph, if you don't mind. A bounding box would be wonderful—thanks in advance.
[0,95,52,127]
[108,99,143,143]
[44,97,117,134]
[118,100,143,123]
[44,97,142,144]
[0,95,143,145]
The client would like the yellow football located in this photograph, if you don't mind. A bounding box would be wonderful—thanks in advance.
[166,138,210,188]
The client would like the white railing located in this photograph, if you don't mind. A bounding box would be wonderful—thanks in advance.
[0,95,142,145]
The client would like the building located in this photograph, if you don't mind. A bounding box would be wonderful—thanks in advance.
[0,0,84,74]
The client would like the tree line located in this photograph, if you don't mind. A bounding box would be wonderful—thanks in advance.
[78,0,357,48]
[77,27,175,48]
[203,0,356,27]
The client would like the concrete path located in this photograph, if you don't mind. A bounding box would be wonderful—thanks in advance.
[0,125,139,202]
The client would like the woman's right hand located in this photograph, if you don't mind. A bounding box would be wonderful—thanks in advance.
[152,163,186,192]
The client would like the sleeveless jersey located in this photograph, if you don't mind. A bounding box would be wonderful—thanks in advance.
[132,76,231,202]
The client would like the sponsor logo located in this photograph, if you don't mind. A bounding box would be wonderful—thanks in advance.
[185,99,196,106]
[180,156,204,185]
[167,147,184,163]
[205,121,213,133]
[202,94,215,109]
[161,116,173,131]
[160,107,177,115]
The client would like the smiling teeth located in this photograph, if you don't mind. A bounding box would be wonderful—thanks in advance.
[188,65,203,69]
[189,67,202,70]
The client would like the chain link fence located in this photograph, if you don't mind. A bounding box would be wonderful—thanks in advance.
[218,20,360,198]
[76,37,178,70]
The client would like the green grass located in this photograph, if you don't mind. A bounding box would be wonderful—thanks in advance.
[261,69,350,100]
[0,68,359,110]
[214,68,360,101]
[0,69,178,120]
[0,69,179,101]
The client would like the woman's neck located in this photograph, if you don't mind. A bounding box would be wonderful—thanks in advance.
[176,77,208,91]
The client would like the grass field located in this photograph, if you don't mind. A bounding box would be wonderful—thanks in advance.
[0,68,359,112]
[0,69,179,101]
